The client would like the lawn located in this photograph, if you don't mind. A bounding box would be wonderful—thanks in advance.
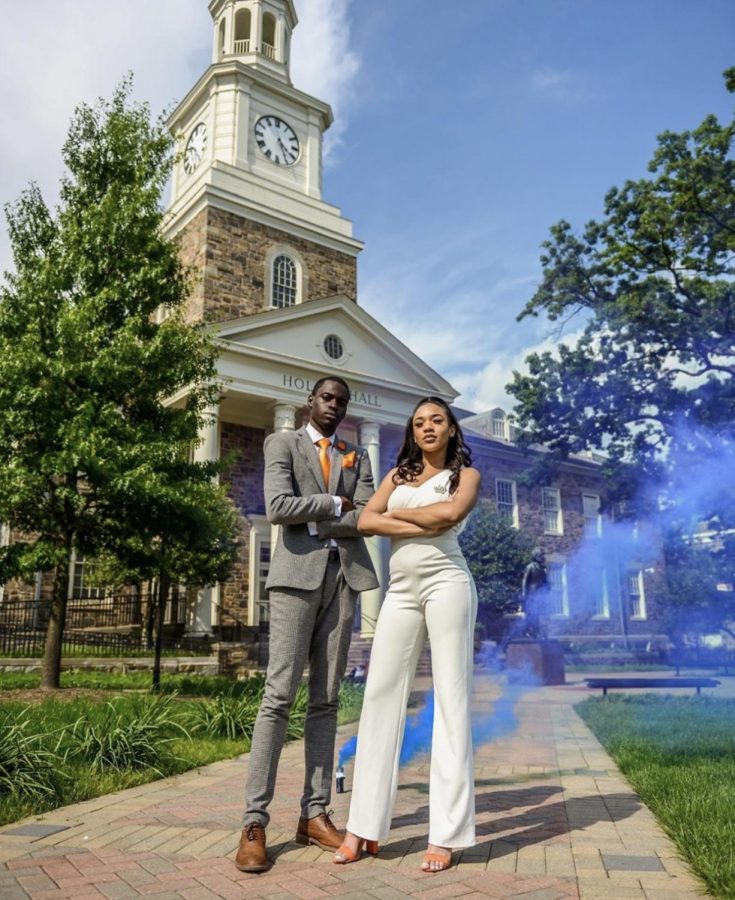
[0,671,364,826]
[578,694,735,900]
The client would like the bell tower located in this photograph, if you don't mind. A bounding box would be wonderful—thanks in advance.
[210,0,295,84]
[166,0,362,324]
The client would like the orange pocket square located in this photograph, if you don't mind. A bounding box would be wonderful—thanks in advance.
[341,451,357,469]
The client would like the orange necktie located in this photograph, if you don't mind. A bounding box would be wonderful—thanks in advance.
[317,438,331,487]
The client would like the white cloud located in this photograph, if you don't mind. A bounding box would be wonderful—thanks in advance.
[291,0,359,158]
[529,67,591,103]
[359,227,542,386]
[452,328,586,413]
[0,0,360,274]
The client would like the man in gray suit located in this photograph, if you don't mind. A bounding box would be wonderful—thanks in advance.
[236,376,379,872]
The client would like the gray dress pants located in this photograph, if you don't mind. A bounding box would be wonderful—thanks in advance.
[243,558,357,827]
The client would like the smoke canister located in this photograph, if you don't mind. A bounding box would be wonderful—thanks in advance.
[335,766,345,793]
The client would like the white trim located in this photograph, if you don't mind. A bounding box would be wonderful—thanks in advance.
[593,568,610,619]
[582,491,602,538]
[548,559,569,617]
[627,569,647,620]
[247,515,271,626]
[542,486,563,535]
[495,477,518,528]
[265,244,306,309]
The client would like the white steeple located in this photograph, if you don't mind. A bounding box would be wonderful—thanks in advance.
[209,0,298,84]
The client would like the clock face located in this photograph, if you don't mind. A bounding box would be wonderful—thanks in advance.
[183,123,207,174]
[254,115,300,166]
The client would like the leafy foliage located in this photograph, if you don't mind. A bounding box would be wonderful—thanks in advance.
[459,504,534,618]
[0,78,239,687]
[662,526,735,644]
[508,69,735,510]
[0,673,363,825]
[0,711,63,801]
[63,696,188,774]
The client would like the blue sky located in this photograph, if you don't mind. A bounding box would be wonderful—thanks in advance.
[1,0,733,410]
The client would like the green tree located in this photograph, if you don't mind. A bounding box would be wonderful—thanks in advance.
[662,525,735,648]
[0,79,230,689]
[508,68,735,512]
[98,476,241,690]
[459,504,534,630]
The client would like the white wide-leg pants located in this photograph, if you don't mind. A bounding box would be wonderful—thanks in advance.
[346,557,477,847]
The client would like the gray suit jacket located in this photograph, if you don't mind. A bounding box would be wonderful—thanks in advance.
[264,427,380,593]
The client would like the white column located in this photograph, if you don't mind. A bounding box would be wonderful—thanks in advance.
[305,111,323,199]
[189,404,220,635]
[273,402,297,432]
[252,0,263,54]
[268,403,298,619]
[359,422,384,638]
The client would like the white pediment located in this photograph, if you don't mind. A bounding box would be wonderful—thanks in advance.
[212,296,457,425]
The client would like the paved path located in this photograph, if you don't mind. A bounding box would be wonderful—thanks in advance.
[0,673,716,899]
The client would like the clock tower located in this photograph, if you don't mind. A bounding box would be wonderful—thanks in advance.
[166,0,362,323]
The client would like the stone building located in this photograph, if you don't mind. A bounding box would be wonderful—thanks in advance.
[0,0,665,653]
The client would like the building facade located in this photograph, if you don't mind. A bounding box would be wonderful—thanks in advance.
[0,0,665,653]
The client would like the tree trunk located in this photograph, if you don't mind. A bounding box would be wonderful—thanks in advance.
[152,572,170,692]
[41,557,71,690]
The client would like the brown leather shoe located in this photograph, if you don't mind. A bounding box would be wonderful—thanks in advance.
[235,823,270,872]
[295,810,344,851]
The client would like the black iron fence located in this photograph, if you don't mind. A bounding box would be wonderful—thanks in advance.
[0,590,198,658]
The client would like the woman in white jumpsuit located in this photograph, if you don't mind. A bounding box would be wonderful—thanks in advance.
[334,397,480,873]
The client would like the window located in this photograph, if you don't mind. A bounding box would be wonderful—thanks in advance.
[594,570,610,618]
[627,570,647,619]
[323,334,344,361]
[582,492,602,538]
[234,9,251,53]
[70,555,108,600]
[542,487,563,534]
[247,517,272,626]
[491,410,507,440]
[495,478,518,527]
[548,562,569,617]
[272,255,297,308]
[262,12,276,58]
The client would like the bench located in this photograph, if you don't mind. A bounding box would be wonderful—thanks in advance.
[585,677,720,696]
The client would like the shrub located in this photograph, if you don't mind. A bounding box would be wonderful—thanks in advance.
[0,711,63,801]
[63,696,188,775]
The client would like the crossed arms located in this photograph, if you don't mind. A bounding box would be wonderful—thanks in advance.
[357,467,481,538]
[263,432,375,538]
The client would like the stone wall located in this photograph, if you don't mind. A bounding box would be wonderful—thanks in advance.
[177,207,358,324]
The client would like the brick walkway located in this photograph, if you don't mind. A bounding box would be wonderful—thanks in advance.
[0,673,713,899]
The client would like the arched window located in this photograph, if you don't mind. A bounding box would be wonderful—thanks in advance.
[272,255,297,308]
[491,409,507,439]
[262,12,277,58]
[218,18,226,58]
[234,9,251,54]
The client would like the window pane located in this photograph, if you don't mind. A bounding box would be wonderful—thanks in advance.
[272,255,297,308]
[496,479,516,525]
[542,488,561,533]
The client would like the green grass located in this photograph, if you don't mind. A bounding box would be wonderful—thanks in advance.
[577,695,735,899]
[0,674,364,827]
[0,670,253,694]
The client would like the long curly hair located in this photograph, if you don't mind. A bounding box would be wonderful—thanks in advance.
[393,396,472,495]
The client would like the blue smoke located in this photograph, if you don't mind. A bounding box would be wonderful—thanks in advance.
[338,666,541,769]
[338,735,358,767]
[399,691,435,765]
